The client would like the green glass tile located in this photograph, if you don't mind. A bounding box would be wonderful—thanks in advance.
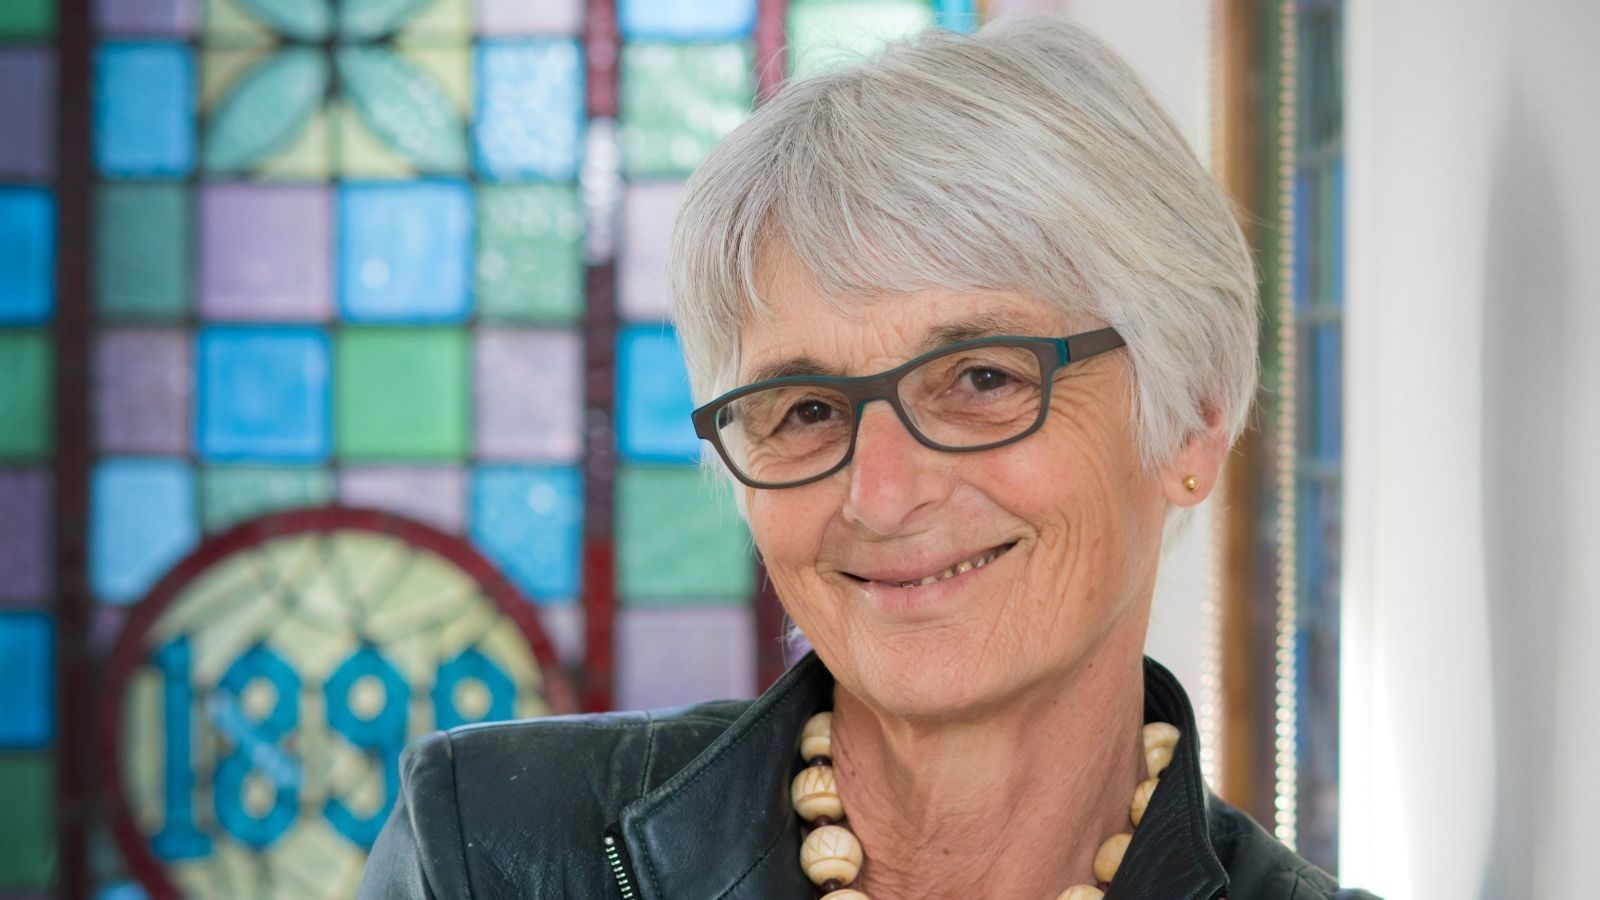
[476,184,584,323]
[0,0,56,38]
[788,0,936,80]
[201,465,334,532]
[94,184,190,319]
[620,41,754,179]
[0,754,55,890]
[336,328,468,460]
[617,465,753,605]
[0,331,52,460]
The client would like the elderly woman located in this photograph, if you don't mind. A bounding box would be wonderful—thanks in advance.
[361,17,1376,900]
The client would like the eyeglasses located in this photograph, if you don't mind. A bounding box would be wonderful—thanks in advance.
[691,328,1125,489]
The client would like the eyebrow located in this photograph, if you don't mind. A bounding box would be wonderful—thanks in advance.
[740,309,1041,384]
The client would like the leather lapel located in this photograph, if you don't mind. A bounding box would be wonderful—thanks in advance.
[1104,658,1229,899]
[618,654,829,900]
[617,654,1227,900]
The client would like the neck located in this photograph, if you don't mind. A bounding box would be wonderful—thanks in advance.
[829,637,1148,899]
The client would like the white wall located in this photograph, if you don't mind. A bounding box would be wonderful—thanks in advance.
[1342,0,1600,896]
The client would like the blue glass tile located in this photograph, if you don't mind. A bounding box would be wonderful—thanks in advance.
[619,0,756,38]
[1293,170,1313,307]
[1314,323,1342,461]
[474,40,584,181]
[91,457,198,604]
[617,325,699,462]
[94,42,195,177]
[0,187,54,324]
[0,612,52,747]
[197,327,331,461]
[935,0,978,32]
[95,881,150,900]
[1331,158,1345,305]
[338,181,473,323]
[469,465,582,605]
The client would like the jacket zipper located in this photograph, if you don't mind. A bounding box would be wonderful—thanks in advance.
[603,832,639,899]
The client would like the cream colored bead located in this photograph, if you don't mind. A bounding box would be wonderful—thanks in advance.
[801,824,863,886]
[1093,832,1132,884]
[1056,886,1105,900]
[802,712,834,761]
[1143,722,1178,778]
[791,765,845,822]
[1130,777,1159,826]
[821,891,871,900]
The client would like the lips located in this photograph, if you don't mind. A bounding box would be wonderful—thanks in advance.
[842,541,1018,588]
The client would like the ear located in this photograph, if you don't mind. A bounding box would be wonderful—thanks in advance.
[1161,403,1232,507]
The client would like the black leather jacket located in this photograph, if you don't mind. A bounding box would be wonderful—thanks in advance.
[359,654,1379,899]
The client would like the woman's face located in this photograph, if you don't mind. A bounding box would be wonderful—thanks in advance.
[739,253,1217,720]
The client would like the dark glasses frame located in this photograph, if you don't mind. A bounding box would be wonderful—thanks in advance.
[690,327,1126,489]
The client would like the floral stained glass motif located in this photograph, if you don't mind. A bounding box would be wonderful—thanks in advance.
[199,0,474,180]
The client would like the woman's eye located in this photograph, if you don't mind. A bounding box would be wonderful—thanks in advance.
[963,367,1012,391]
[787,399,837,426]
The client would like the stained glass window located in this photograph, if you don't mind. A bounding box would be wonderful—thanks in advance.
[5,1,984,893]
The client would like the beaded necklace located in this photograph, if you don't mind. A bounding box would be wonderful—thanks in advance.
[790,712,1180,899]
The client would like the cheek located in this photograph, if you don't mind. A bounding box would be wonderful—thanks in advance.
[747,487,833,587]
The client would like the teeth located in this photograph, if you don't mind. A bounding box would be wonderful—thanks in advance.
[892,546,1006,589]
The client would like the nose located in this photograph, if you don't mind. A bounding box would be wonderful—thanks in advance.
[840,401,949,536]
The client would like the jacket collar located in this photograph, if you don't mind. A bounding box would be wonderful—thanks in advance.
[617,653,1228,900]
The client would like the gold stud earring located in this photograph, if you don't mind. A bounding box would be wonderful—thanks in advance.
[1182,475,1200,493]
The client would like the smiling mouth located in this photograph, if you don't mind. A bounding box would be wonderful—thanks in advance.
[844,542,1018,589]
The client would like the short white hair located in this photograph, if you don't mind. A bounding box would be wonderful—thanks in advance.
[668,15,1257,480]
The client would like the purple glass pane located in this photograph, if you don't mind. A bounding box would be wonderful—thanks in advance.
[475,329,581,460]
[619,181,683,321]
[616,606,755,710]
[0,49,55,179]
[475,0,583,35]
[337,465,466,533]
[536,604,583,665]
[0,470,49,604]
[94,0,198,34]
[95,329,190,454]
[200,184,332,321]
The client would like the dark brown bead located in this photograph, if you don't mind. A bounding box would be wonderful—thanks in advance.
[820,879,844,893]
[808,755,832,768]
[811,815,835,828]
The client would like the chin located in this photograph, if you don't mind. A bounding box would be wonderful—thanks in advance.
[825,626,1031,724]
